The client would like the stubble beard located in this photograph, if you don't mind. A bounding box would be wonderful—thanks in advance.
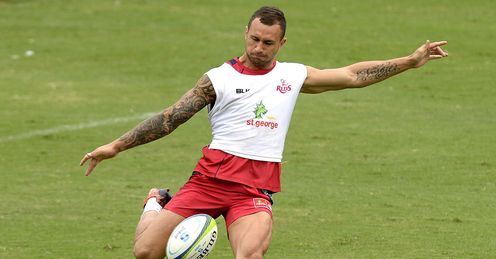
[247,53,272,69]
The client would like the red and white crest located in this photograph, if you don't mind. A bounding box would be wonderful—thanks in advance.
[276,79,292,94]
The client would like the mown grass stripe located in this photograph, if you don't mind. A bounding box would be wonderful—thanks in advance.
[0,112,156,143]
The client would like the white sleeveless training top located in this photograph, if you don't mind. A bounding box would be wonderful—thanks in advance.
[206,59,308,162]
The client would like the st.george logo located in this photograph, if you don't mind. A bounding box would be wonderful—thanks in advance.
[276,79,291,93]
[246,101,278,129]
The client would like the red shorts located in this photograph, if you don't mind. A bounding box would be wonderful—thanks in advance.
[193,146,282,192]
[165,173,273,228]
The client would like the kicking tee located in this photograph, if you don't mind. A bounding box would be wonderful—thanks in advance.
[194,58,307,192]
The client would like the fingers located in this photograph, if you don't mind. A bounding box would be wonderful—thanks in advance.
[421,40,431,53]
[429,55,444,60]
[430,41,448,53]
[412,40,448,68]
[435,46,448,57]
[79,144,118,176]
[80,152,99,176]
[429,40,448,48]
[79,153,92,166]
[85,159,99,176]
[429,46,448,58]
[425,40,449,58]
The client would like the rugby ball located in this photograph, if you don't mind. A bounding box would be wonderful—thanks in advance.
[166,214,218,259]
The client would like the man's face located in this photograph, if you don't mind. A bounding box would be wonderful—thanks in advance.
[245,18,286,69]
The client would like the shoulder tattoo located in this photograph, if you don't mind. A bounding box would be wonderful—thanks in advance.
[118,74,215,149]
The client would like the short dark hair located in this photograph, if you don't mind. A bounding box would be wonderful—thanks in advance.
[247,6,286,39]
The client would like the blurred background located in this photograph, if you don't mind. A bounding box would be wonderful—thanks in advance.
[1,0,494,258]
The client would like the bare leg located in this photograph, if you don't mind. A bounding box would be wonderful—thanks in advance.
[228,212,273,259]
[134,209,185,259]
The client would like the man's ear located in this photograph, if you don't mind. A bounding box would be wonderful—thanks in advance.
[244,26,249,40]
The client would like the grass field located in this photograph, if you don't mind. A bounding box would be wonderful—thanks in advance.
[1,0,495,258]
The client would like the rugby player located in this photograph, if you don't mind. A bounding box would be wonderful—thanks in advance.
[80,6,448,259]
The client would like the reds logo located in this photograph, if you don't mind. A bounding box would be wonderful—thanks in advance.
[276,79,291,94]
[253,198,272,211]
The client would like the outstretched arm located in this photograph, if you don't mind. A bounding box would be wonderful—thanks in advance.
[80,74,215,176]
[301,40,448,93]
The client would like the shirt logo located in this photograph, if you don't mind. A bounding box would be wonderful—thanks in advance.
[253,101,267,119]
[253,198,272,211]
[236,88,250,94]
[276,79,292,94]
[246,101,278,129]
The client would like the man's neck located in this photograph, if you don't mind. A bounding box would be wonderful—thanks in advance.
[227,57,275,76]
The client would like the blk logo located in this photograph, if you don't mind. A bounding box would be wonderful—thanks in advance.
[236,88,250,94]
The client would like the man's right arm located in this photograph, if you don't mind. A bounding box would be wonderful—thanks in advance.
[80,74,215,176]
[117,74,215,151]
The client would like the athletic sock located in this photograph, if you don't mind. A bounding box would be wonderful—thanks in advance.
[143,197,162,214]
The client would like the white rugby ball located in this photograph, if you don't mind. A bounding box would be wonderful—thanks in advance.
[166,214,218,259]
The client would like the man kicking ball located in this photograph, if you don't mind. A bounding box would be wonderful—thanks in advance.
[80,6,448,259]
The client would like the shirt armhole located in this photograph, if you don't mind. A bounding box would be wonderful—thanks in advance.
[205,69,222,113]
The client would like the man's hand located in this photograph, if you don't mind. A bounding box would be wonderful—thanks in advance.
[409,40,448,68]
[79,143,120,176]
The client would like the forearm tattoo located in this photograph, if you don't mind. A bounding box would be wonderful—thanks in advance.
[118,74,215,149]
[356,62,400,81]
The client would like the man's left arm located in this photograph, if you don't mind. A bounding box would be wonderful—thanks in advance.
[301,40,448,94]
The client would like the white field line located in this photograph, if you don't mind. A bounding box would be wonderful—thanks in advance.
[0,112,156,143]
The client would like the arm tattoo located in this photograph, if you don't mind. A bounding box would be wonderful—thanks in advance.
[118,74,215,150]
[356,62,400,81]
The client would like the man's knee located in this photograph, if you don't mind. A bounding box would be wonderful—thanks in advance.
[133,243,164,259]
[133,232,167,259]
[133,245,150,259]
[134,210,185,259]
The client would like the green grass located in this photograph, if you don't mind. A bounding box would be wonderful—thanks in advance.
[1,0,495,258]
